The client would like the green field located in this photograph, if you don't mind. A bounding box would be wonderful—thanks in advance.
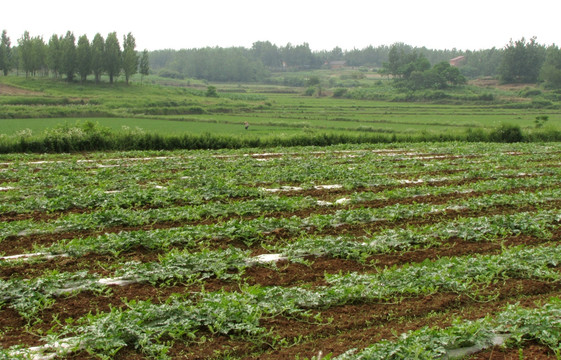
[3,74,561,358]
[2,101,560,137]
[1,74,561,152]
[0,117,287,136]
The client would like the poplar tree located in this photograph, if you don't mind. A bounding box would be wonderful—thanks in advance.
[76,34,91,82]
[18,31,33,77]
[31,36,47,76]
[122,32,138,84]
[105,32,121,84]
[47,34,62,78]
[0,30,12,76]
[61,31,77,81]
[91,33,104,83]
[139,49,149,84]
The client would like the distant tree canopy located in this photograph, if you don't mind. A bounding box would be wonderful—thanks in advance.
[147,38,558,87]
[0,29,146,83]
[149,41,472,84]
[150,42,323,82]
[381,44,466,90]
[500,37,546,83]
[2,30,559,90]
[540,45,561,89]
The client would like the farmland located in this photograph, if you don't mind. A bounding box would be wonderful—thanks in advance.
[1,75,561,148]
[2,142,561,359]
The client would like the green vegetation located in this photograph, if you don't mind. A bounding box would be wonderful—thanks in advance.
[2,143,561,358]
[3,28,561,359]
[337,298,561,359]
[0,30,560,153]
[0,72,560,153]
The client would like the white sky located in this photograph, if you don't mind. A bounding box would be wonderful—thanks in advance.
[3,0,559,52]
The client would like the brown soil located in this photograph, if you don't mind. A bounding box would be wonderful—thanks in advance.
[468,343,555,359]
[0,83,43,95]
[57,278,561,359]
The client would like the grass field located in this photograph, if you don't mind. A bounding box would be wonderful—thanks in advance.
[2,103,559,138]
[0,117,290,136]
[1,75,561,142]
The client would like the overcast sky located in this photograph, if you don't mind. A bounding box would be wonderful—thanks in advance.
[3,0,559,52]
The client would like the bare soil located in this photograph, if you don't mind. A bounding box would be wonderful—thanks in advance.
[0,83,42,95]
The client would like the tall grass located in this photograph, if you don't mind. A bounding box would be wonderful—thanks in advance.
[1,121,559,154]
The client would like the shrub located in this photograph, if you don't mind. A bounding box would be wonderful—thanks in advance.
[205,86,218,97]
[478,93,495,101]
[157,69,185,80]
[332,88,348,98]
[519,88,542,97]
[303,87,316,96]
[465,128,488,142]
[489,124,524,143]
[531,98,553,108]
[422,90,450,100]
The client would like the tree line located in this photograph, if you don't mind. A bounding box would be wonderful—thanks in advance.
[0,30,149,84]
[148,39,561,89]
[379,44,466,90]
[378,39,561,90]
[2,30,561,89]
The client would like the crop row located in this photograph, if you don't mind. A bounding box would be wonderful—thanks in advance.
[2,161,560,219]
[3,244,561,359]
[2,158,560,224]
[2,207,560,322]
[6,212,561,308]
[2,144,559,194]
[4,177,561,243]
[13,208,559,265]
[334,298,561,359]
[4,206,560,305]
[2,143,561,359]
[3,186,561,263]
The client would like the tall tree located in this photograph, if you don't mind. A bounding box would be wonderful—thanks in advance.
[18,31,33,77]
[104,32,121,83]
[540,45,561,89]
[91,33,104,83]
[76,35,91,83]
[281,42,320,69]
[47,34,63,78]
[60,31,77,81]
[251,41,281,68]
[500,37,546,83]
[383,43,427,79]
[31,36,47,76]
[122,32,138,84]
[139,49,149,84]
[0,30,12,76]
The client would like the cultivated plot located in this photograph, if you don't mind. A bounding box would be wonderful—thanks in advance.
[1,142,561,359]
